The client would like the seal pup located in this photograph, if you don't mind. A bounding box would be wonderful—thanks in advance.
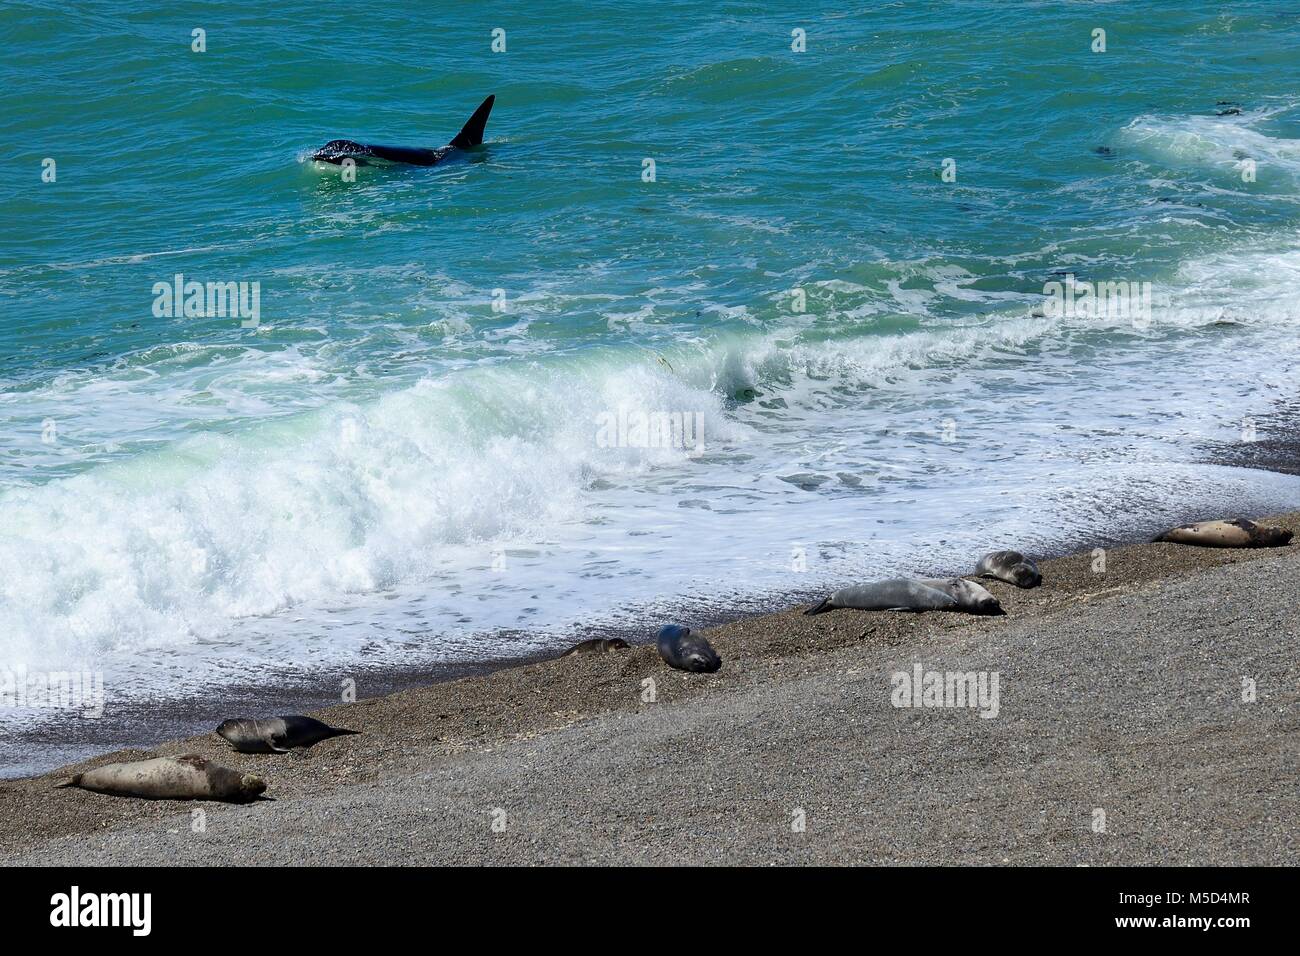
[561,638,631,657]
[1153,518,1292,548]
[56,755,265,803]
[655,625,721,673]
[975,550,1042,588]
[216,715,360,754]
[804,578,959,615]
[310,94,495,168]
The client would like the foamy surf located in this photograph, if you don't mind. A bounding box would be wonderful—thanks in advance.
[3,287,1299,692]
[1121,109,1300,187]
[6,0,1300,780]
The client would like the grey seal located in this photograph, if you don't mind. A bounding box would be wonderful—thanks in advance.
[656,624,721,673]
[804,578,959,615]
[1154,518,1292,549]
[56,755,266,803]
[216,715,360,754]
[562,638,631,657]
[805,577,1002,615]
[975,550,1042,588]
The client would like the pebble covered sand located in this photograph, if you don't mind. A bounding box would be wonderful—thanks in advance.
[2,515,1297,865]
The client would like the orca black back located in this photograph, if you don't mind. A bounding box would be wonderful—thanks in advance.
[310,94,495,167]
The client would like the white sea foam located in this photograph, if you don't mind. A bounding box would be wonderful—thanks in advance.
[3,296,1298,690]
[6,114,1300,703]
[1121,111,1300,186]
[0,353,742,674]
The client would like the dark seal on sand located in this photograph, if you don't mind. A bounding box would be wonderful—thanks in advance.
[216,715,360,754]
[656,625,721,673]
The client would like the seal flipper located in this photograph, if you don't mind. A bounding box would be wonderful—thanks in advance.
[55,774,83,789]
[448,94,495,149]
[804,598,835,616]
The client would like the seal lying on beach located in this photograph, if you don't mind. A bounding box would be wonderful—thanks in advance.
[975,550,1042,588]
[562,638,631,657]
[56,755,266,803]
[216,715,360,754]
[805,578,957,615]
[656,625,721,673]
[1153,518,1292,549]
[804,577,1002,615]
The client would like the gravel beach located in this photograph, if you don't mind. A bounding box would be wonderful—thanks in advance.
[2,516,1297,866]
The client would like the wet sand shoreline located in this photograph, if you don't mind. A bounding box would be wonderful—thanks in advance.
[2,511,1298,865]
[5,465,1291,783]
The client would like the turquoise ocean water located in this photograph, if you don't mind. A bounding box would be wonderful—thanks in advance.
[3,2,1300,766]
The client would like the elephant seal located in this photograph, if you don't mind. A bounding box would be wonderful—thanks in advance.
[216,715,360,754]
[56,755,265,803]
[919,578,1004,615]
[561,638,630,657]
[975,550,1042,588]
[656,625,721,673]
[804,578,959,615]
[1153,518,1292,549]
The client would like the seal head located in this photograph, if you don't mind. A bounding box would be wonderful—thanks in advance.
[656,624,721,673]
[240,774,268,799]
[921,578,1004,615]
[976,550,1042,589]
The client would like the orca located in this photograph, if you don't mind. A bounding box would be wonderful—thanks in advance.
[310,94,495,167]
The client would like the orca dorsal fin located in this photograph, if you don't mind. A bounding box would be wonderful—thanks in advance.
[448,94,495,150]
